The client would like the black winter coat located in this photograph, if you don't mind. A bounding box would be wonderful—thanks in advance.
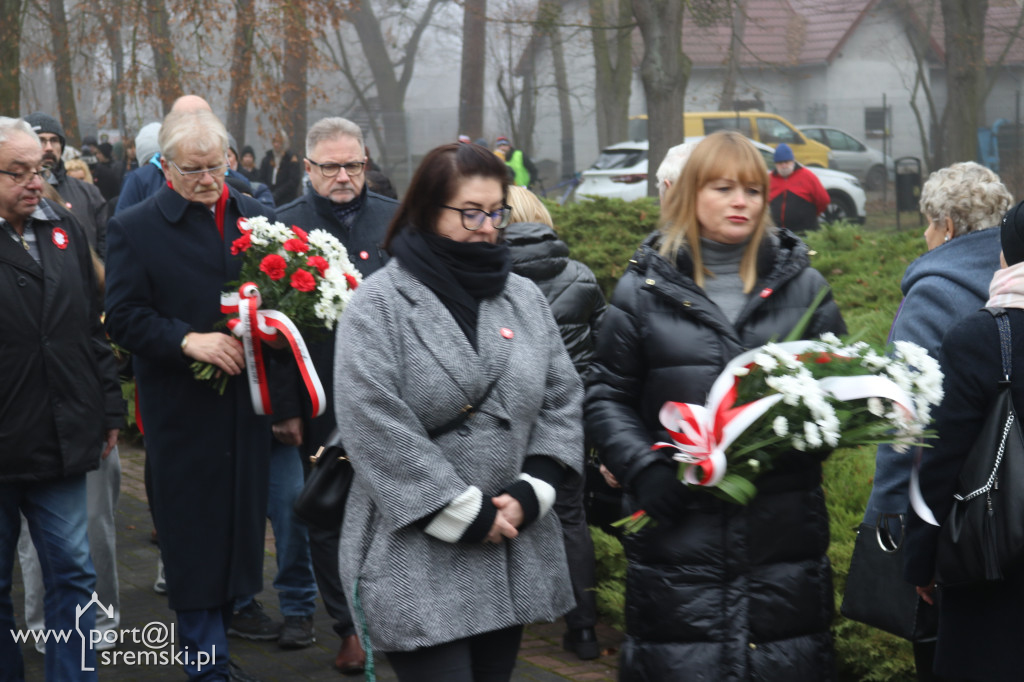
[105,186,276,611]
[504,221,606,374]
[274,188,397,454]
[50,162,108,257]
[585,229,845,681]
[905,309,1024,682]
[259,149,302,206]
[0,200,123,482]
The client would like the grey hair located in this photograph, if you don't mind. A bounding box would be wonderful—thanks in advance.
[919,161,1013,236]
[0,117,40,148]
[159,110,228,163]
[655,141,698,192]
[306,118,365,158]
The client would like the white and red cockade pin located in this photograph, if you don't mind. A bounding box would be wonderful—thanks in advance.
[500,327,514,339]
[359,250,370,260]
[51,228,68,250]
[759,287,774,299]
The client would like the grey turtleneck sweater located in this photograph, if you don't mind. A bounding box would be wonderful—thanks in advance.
[700,237,750,324]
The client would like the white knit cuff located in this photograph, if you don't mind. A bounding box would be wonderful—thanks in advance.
[424,486,483,543]
[518,473,556,519]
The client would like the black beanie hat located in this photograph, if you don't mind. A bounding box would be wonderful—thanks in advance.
[1001,200,1024,267]
[23,112,66,151]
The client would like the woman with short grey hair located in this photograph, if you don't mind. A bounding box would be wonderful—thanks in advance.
[862,160,1013,679]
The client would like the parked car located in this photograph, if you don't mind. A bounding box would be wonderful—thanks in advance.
[576,138,866,226]
[798,125,894,190]
[630,111,832,168]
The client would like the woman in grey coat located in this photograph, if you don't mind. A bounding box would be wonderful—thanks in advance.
[333,143,584,681]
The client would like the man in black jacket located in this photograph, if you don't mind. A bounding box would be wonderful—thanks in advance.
[273,116,397,673]
[0,116,123,680]
[23,112,108,258]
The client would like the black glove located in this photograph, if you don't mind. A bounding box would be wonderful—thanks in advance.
[632,463,690,524]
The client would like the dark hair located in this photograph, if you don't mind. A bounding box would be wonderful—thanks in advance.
[383,143,508,251]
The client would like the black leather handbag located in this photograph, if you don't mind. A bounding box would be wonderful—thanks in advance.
[935,308,1024,586]
[841,513,937,641]
[293,429,352,531]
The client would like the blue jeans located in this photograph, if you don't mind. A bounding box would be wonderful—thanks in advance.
[0,475,97,682]
[177,605,231,680]
[235,441,316,617]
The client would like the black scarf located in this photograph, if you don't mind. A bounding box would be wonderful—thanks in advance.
[391,228,511,350]
[330,184,368,229]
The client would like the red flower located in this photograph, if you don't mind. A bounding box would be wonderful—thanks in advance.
[306,255,329,276]
[231,232,252,255]
[344,273,359,290]
[260,254,287,280]
[290,268,316,292]
[291,225,309,243]
[283,238,310,253]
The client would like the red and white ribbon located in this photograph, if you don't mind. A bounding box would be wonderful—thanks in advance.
[655,340,919,489]
[220,282,327,417]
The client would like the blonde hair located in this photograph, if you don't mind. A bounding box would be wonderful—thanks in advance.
[659,131,770,292]
[506,185,553,227]
[65,158,93,184]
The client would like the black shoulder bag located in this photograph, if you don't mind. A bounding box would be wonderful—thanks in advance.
[293,381,498,531]
[935,308,1024,586]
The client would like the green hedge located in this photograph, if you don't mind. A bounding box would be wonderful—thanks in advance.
[548,198,929,681]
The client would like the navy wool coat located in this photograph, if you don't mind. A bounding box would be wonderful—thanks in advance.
[105,186,276,611]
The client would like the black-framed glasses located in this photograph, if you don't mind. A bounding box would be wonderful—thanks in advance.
[306,159,366,178]
[440,205,512,231]
[0,168,44,187]
[169,159,228,179]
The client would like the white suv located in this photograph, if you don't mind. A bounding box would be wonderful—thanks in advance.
[576,138,867,225]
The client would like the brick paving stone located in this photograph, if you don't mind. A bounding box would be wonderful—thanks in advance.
[11,442,623,681]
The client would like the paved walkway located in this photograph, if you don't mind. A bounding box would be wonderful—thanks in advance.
[12,444,622,680]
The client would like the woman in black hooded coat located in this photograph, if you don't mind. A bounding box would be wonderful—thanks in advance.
[585,131,845,681]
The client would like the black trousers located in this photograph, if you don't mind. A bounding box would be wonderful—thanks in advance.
[554,471,597,630]
[385,625,523,682]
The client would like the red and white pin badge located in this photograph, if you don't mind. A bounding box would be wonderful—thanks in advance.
[51,227,68,250]
[500,327,514,339]
[237,217,250,233]
[759,287,774,299]
[359,250,370,260]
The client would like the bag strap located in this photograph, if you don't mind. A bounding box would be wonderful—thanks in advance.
[984,307,1012,380]
[426,380,499,439]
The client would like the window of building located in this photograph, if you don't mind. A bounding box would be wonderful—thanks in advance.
[865,107,889,138]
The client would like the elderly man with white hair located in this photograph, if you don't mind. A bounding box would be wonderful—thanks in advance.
[0,116,122,681]
[105,109,277,682]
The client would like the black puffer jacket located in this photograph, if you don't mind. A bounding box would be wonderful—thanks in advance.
[504,222,606,374]
[585,229,845,681]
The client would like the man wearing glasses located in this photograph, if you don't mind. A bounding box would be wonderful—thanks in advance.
[274,116,397,674]
[0,117,123,681]
[104,109,275,682]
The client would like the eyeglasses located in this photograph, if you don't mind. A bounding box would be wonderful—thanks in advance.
[0,168,44,187]
[440,205,512,231]
[306,159,366,178]
[169,159,228,179]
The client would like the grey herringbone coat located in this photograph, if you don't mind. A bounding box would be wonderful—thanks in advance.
[333,260,584,653]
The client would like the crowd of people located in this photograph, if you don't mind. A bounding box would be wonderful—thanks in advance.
[2,97,1023,682]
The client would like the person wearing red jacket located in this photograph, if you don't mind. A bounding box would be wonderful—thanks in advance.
[769,143,830,232]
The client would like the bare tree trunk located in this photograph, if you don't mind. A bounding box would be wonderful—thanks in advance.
[590,0,633,148]
[940,0,987,164]
[0,0,24,115]
[543,5,575,180]
[631,0,687,197]
[98,13,126,136]
[719,0,748,110]
[48,0,79,144]
[227,0,256,148]
[282,2,308,154]
[458,0,487,140]
[518,53,537,157]
[145,0,183,115]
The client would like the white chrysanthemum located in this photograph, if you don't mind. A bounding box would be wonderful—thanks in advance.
[748,459,761,471]
[772,416,789,437]
[732,366,751,377]
[868,397,886,416]
[754,351,778,373]
[818,412,842,447]
[818,332,841,346]
[792,436,807,452]
[804,421,823,449]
